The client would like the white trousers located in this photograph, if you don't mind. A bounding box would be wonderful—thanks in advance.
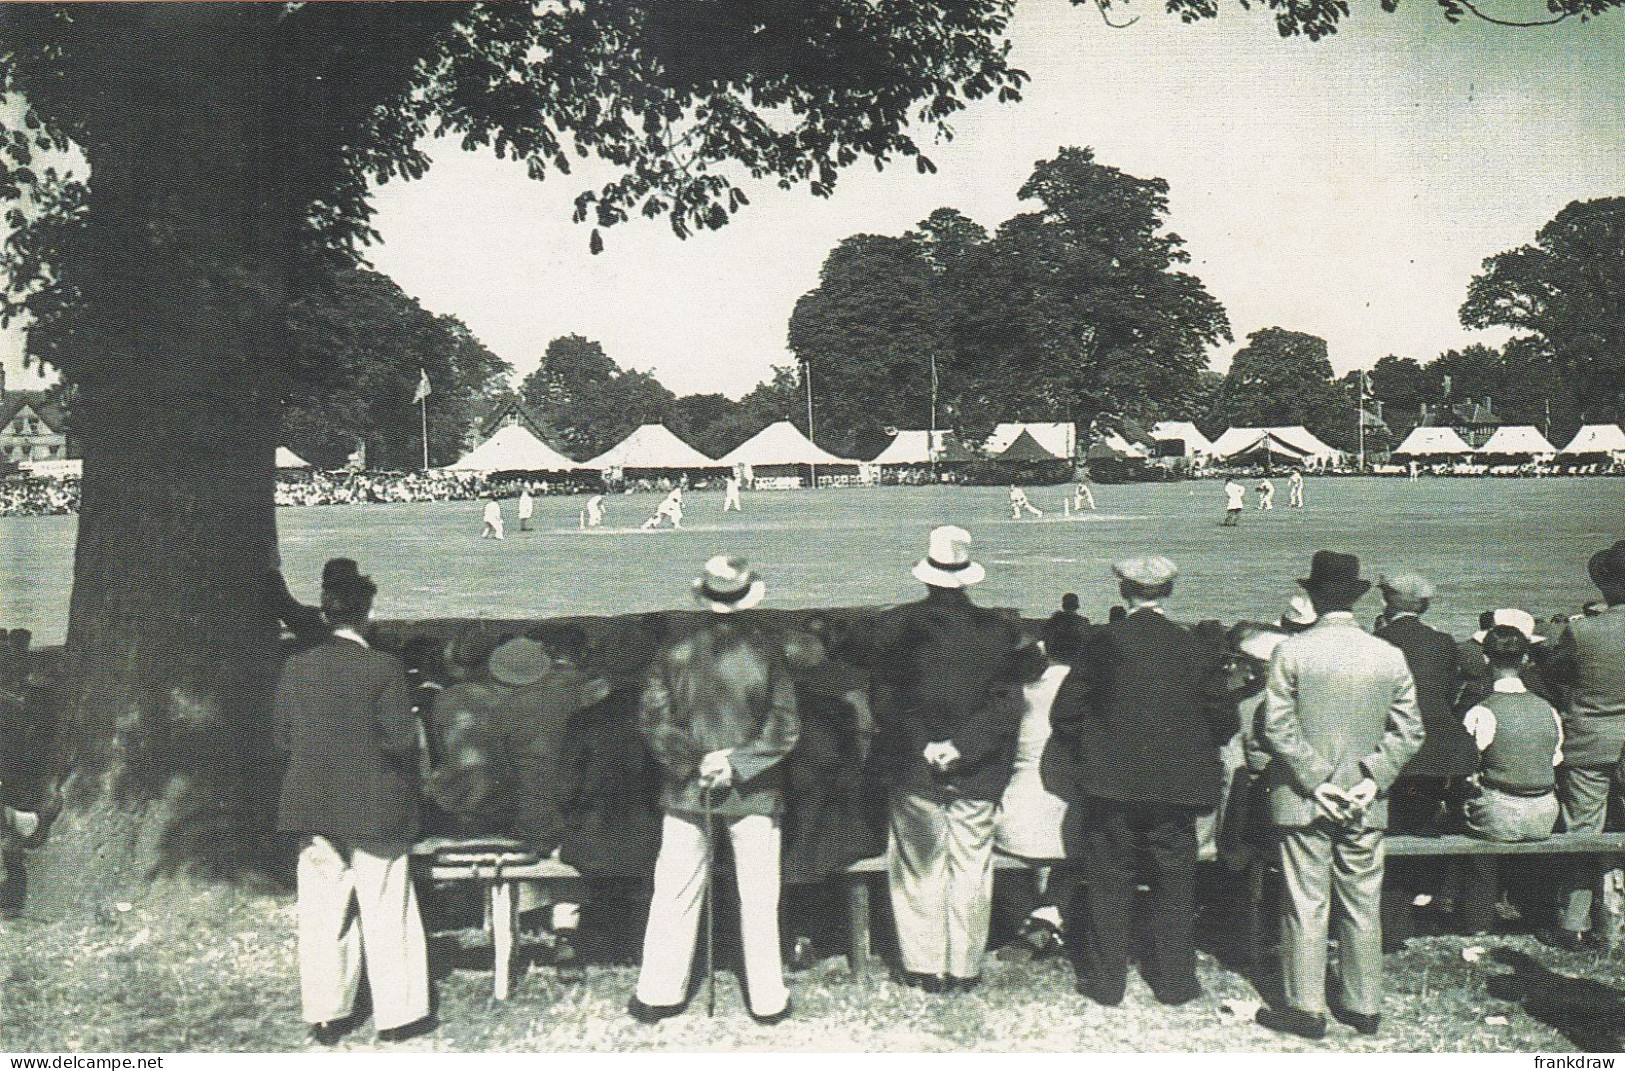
[296,836,430,1030]
[635,812,788,1016]
[887,792,997,979]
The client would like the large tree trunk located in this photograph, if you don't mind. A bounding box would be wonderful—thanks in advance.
[27,11,293,916]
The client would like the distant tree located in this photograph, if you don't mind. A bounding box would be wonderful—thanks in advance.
[1209,327,1347,446]
[1431,343,1505,409]
[520,335,675,459]
[1366,354,1431,434]
[788,232,947,458]
[665,393,740,459]
[280,269,511,469]
[1462,198,1625,424]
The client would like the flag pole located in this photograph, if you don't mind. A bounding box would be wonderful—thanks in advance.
[420,395,429,471]
[804,358,816,491]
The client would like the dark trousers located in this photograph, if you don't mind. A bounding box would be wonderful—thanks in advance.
[1075,797,1201,1003]
[995,863,1083,927]
[1383,775,1467,943]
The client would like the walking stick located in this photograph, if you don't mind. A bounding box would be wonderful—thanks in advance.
[703,783,717,1017]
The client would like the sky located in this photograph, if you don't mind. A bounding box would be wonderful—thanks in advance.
[6,0,1623,398]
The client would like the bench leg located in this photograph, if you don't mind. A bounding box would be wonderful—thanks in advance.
[491,880,517,1000]
[846,873,874,975]
[1245,854,1267,969]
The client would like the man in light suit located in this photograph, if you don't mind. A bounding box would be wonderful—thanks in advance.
[1256,551,1424,1040]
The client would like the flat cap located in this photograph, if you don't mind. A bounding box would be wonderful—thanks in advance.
[1112,555,1179,588]
[1378,572,1435,603]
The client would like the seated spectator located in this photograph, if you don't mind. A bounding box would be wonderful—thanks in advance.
[1460,608,1556,706]
[1457,625,1564,934]
[994,610,1086,960]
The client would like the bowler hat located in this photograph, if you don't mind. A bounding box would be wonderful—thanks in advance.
[1298,550,1371,602]
[488,637,553,687]
[322,557,362,589]
[1588,540,1625,588]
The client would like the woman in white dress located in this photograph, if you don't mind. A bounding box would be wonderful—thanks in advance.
[993,611,1086,957]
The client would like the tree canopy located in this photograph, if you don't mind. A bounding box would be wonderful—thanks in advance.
[1207,327,1350,446]
[788,147,1230,453]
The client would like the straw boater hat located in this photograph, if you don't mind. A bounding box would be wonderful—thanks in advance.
[1280,594,1318,629]
[912,525,985,588]
[488,636,553,687]
[694,554,766,613]
[1297,550,1372,603]
[1378,573,1435,607]
[1472,608,1545,645]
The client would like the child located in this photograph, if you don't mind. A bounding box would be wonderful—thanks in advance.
[1456,624,1563,933]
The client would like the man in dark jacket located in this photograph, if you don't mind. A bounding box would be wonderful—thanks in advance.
[274,569,432,1045]
[631,555,800,1024]
[1373,573,1471,938]
[870,525,1043,993]
[1049,555,1234,1007]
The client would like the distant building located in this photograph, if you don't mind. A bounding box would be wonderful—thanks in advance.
[0,368,73,466]
[1417,398,1501,449]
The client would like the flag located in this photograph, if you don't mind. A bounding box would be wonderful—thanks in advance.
[412,368,432,404]
[1359,370,1373,400]
[1441,373,1452,399]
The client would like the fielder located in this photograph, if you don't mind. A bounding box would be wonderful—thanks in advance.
[481,498,505,540]
[1256,477,1276,511]
[1288,470,1305,508]
[1009,485,1043,520]
[518,486,534,531]
[584,494,606,528]
[1073,482,1096,511]
[1221,479,1245,527]
[723,474,743,513]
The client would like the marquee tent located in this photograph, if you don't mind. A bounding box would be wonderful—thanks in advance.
[1151,421,1214,457]
[983,421,1076,460]
[446,425,582,472]
[1390,426,1473,458]
[997,429,1064,462]
[1476,425,1556,457]
[1209,426,1341,465]
[1559,424,1625,458]
[582,423,719,470]
[872,430,975,465]
[719,421,853,467]
[275,447,311,469]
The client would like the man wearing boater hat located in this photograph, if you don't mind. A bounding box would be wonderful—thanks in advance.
[1543,539,1625,949]
[1049,555,1235,1007]
[631,555,800,1024]
[1255,551,1422,1040]
[869,526,1043,993]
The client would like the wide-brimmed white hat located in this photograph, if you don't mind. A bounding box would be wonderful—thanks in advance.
[912,525,985,588]
[693,554,766,613]
[1473,607,1544,645]
[1280,594,1318,628]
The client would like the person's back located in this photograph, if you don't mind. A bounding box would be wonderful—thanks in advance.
[1375,612,1474,779]
[1263,613,1420,829]
[871,588,1033,800]
[276,637,419,845]
[1061,609,1231,810]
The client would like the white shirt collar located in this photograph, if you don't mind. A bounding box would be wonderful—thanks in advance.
[1491,676,1527,694]
[1322,611,1356,621]
[332,626,370,649]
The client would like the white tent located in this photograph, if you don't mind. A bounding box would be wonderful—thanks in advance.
[275,446,311,469]
[1151,420,1214,456]
[1390,426,1473,457]
[1476,425,1557,457]
[719,421,853,467]
[582,423,719,470]
[872,430,962,465]
[1559,423,1625,457]
[1209,426,1341,464]
[982,421,1076,460]
[446,425,581,472]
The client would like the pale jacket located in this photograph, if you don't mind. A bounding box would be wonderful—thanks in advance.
[1260,613,1424,829]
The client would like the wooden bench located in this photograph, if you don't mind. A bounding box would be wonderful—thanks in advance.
[416,832,1625,1001]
